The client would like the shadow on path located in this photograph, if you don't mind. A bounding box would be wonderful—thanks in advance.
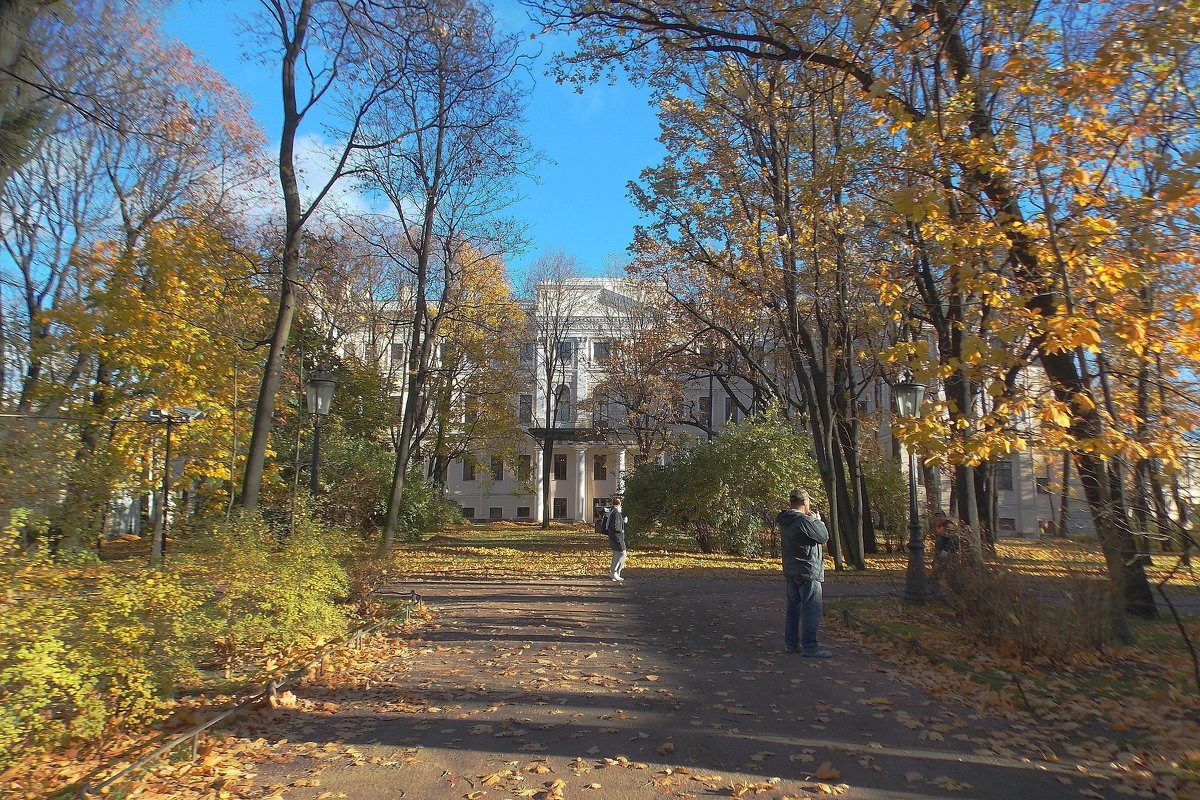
[239,572,1141,800]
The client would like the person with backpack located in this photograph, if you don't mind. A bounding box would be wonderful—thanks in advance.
[604,495,627,582]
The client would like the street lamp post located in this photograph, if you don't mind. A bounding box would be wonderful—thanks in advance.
[143,407,204,561]
[305,367,337,495]
[892,381,928,603]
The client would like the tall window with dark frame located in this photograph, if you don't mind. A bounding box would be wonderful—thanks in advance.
[490,456,503,481]
[593,392,609,427]
[593,454,607,480]
[554,384,572,425]
[996,458,1015,491]
[699,396,711,424]
[462,461,476,482]
[518,393,533,424]
[553,454,567,481]
[593,341,611,363]
[518,454,531,482]
[725,395,738,423]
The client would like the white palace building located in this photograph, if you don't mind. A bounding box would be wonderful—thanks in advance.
[358,278,1195,538]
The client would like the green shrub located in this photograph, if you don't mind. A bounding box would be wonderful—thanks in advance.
[626,409,823,556]
[318,436,394,530]
[395,468,464,542]
[189,509,351,676]
[0,522,200,768]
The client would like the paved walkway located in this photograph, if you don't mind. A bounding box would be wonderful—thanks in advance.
[243,575,1147,800]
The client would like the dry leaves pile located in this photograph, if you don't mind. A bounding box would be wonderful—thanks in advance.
[0,607,431,800]
[837,598,1200,797]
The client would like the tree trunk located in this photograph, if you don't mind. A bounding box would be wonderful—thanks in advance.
[240,1,314,511]
[1057,451,1072,537]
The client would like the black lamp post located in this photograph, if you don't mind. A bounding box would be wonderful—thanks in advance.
[143,406,204,561]
[305,367,337,495]
[892,380,927,603]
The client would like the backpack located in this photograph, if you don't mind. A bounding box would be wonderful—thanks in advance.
[595,511,609,536]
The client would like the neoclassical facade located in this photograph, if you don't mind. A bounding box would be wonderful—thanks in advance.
[372,277,1191,538]
[442,279,680,523]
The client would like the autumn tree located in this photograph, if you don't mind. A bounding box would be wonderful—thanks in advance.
[1,5,265,547]
[238,0,420,511]
[586,279,688,462]
[0,216,268,548]
[530,0,1200,625]
[425,250,524,490]
[522,251,587,528]
[337,0,531,551]
[626,58,887,569]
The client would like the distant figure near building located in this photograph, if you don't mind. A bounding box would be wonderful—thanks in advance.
[777,488,832,658]
[607,495,627,582]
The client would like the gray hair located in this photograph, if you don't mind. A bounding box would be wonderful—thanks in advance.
[788,488,810,505]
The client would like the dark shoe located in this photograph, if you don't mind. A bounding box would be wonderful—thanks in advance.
[801,648,833,658]
[783,647,800,654]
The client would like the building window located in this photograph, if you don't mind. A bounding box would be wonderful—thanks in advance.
[489,507,503,520]
[557,340,574,362]
[725,396,738,423]
[996,458,1014,491]
[594,454,608,481]
[998,517,1017,532]
[699,396,711,422]
[518,454,531,482]
[516,506,531,519]
[1036,476,1051,495]
[553,454,567,481]
[592,392,610,427]
[592,498,611,519]
[462,507,475,520]
[462,461,476,482]
[491,456,504,481]
[518,394,533,423]
[520,343,535,362]
[593,341,611,362]
[389,342,405,366]
[554,384,572,425]
[553,497,567,518]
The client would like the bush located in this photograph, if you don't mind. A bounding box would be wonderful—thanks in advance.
[317,436,394,530]
[937,555,1113,662]
[625,409,824,556]
[0,522,200,768]
[187,508,352,676]
[394,469,464,542]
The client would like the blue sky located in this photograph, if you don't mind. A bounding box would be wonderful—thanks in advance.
[161,0,666,278]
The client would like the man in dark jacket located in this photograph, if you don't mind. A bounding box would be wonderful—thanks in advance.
[607,495,627,582]
[777,488,832,657]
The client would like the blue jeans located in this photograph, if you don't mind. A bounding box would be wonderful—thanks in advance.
[785,577,823,653]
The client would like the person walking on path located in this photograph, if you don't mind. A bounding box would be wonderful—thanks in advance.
[607,495,628,582]
[777,488,832,657]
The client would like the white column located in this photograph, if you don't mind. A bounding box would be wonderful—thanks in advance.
[533,447,545,524]
[575,446,587,521]
[616,448,627,494]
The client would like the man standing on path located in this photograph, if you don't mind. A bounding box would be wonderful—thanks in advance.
[777,488,832,657]
[607,495,627,582]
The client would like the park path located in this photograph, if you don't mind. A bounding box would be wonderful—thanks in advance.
[241,574,1148,800]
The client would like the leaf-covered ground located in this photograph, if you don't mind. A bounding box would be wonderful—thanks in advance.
[10,525,1199,799]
